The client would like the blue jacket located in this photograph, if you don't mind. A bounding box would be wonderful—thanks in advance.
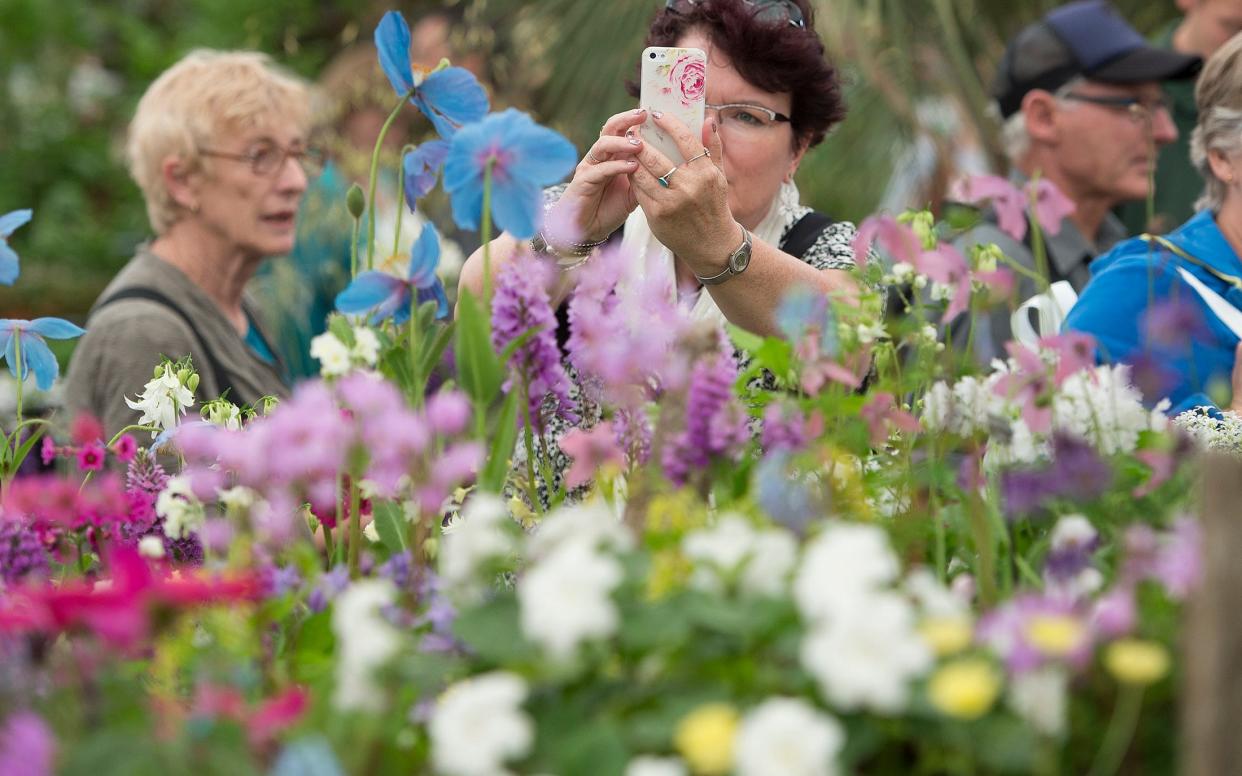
[1062,210,1242,415]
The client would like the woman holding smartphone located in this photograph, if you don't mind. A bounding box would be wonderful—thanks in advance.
[458,0,863,339]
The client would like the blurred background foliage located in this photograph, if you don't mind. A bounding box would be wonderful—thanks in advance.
[1,0,1177,322]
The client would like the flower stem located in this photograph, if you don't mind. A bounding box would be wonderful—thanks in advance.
[1087,684,1144,776]
[322,520,335,570]
[348,479,363,580]
[12,334,23,433]
[481,158,495,304]
[967,487,998,606]
[408,307,422,408]
[393,146,411,258]
[350,214,361,280]
[366,90,415,272]
[1027,171,1052,294]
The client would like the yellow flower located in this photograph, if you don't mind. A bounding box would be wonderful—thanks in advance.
[928,658,1002,720]
[1024,614,1086,657]
[646,490,707,536]
[1104,639,1170,686]
[646,549,691,600]
[919,616,974,656]
[674,703,739,775]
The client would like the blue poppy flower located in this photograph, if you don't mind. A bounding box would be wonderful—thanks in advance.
[335,223,449,324]
[0,209,33,286]
[0,317,86,390]
[443,108,577,240]
[403,139,450,207]
[374,11,488,139]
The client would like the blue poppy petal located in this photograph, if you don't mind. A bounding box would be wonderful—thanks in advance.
[22,334,58,391]
[374,11,414,96]
[491,177,542,239]
[0,244,18,286]
[407,224,441,287]
[385,286,415,326]
[4,330,20,381]
[415,281,451,320]
[28,317,86,339]
[416,67,490,138]
[499,113,578,186]
[335,272,406,315]
[0,209,32,238]
[403,139,450,206]
[443,128,487,231]
[0,330,12,373]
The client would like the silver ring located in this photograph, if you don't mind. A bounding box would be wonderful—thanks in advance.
[657,166,678,188]
[586,150,603,164]
[684,147,711,165]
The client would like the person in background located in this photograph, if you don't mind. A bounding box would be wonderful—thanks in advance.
[64,50,314,435]
[1117,0,1242,234]
[952,0,1199,364]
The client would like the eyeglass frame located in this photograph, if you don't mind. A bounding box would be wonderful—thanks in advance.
[665,0,806,29]
[197,142,326,177]
[1059,92,1174,123]
[705,102,793,127]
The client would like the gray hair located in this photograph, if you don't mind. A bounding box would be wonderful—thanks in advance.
[999,77,1087,163]
[1191,34,1242,213]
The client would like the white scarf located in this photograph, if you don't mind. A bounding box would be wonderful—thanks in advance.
[616,180,802,327]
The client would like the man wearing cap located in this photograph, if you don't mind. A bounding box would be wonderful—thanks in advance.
[1117,0,1242,235]
[952,0,1200,364]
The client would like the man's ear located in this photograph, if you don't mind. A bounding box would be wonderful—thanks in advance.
[161,155,199,212]
[1022,90,1061,146]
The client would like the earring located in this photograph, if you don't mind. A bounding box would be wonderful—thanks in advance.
[189,202,201,214]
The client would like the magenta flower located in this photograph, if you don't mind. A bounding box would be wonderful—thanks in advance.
[39,436,56,466]
[111,434,138,464]
[951,174,1075,242]
[559,424,625,489]
[76,442,106,472]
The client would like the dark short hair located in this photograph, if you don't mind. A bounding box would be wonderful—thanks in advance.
[627,0,846,150]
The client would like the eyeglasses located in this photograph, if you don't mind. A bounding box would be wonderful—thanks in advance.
[1060,92,1174,124]
[706,102,792,132]
[665,0,806,29]
[199,141,326,178]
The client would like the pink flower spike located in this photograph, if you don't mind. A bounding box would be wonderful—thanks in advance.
[39,436,56,466]
[559,424,625,489]
[852,214,921,268]
[1029,179,1075,236]
[952,174,1027,242]
[111,434,138,464]
[76,442,106,472]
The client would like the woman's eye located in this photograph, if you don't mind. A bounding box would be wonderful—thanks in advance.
[735,110,764,126]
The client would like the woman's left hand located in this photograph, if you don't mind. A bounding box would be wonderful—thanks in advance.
[630,112,740,275]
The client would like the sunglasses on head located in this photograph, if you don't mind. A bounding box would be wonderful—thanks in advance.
[665,0,806,29]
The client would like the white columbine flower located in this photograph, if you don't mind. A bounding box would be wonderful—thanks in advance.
[794,523,900,624]
[527,499,634,560]
[156,474,205,540]
[735,697,845,776]
[125,369,195,437]
[855,321,888,344]
[625,756,688,776]
[430,672,533,776]
[1007,666,1067,738]
[352,326,381,365]
[800,592,932,713]
[203,400,242,430]
[682,515,796,598]
[332,579,401,712]
[137,535,165,559]
[310,331,352,377]
[439,494,514,602]
[518,539,623,661]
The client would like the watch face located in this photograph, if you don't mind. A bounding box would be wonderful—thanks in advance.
[730,244,751,273]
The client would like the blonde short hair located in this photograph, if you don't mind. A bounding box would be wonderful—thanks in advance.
[1192,34,1242,213]
[127,49,311,234]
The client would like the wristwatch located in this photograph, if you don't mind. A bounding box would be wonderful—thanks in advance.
[530,230,608,270]
[695,224,752,286]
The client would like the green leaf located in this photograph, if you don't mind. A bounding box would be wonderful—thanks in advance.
[327,314,354,347]
[371,500,407,554]
[547,720,628,776]
[452,595,537,664]
[418,320,456,380]
[10,423,47,474]
[479,388,521,493]
[453,289,503,405]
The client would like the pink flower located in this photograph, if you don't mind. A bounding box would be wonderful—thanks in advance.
[993,341,1054,433]
[70,413,104,445]
[111,434,138,463]
[859,392,920,447]
[39,436,55,466]
[951,174,1076,242]
[852,214,921,268]
[1040,332,1096,385]
[669,53,706,106]
[559,424,625,489]
[76,442,105,472]
[1029,179,1075,237]
[0,710,54,776]
[248,687,309,747]
[916,243,973,323]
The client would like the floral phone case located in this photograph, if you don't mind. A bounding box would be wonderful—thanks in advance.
[639,46,707,164]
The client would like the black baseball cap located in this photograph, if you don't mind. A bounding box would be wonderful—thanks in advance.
[993,0,1202,118]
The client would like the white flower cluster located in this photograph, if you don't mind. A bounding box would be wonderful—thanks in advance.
[310,325,381,378]
[1173,406,1242,453]
[735,697,845,776]
[332,580,402,712]
[1052,365,1167,456]
[430,671,533,776]
[125,365,195,437]
[794,523,932,712]
[439,494,516,603]
[518,501,631,661]
[156,474,205,540]
[682,514,797,598]
[201,398,242,430]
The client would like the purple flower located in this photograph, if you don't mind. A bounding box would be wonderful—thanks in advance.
[1091,586,1136,638]
[612,409,652,466]
[76,441,106,472]
[335,223,449,323]
[0,318,86,391]
[761,402,819,453]
[977,593,1092,674]
[0,710,54,776]
[374,11,488,139]
[1044,515,1100,584]
[378,551,413,589]
[0,209,32,286]
[1154,516,1201,600]
[662,343,747,486]
[0,518,49,584]
[1049,434,1112,502]
[425,390,471,437]
[491,255,576,431]
[444,108,577,239]
[262,564,304,598]
[1142,297,1210,351]
[308,565,351,614]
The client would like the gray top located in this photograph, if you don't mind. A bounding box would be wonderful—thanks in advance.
[951,208,1127,365]
[64,248,289,436]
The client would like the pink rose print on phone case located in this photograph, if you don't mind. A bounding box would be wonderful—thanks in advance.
[669,54,706,106]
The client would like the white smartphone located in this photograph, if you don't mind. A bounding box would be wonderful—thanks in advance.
[639,46,707,164]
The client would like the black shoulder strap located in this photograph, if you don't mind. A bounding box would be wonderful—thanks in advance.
[92,287,238,400]
[780,211,835,260]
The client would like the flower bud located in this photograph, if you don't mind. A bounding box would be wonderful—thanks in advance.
[346,183,366,219]
[186,373,201,393]
[154,363,166,379]
[176,368,191,385]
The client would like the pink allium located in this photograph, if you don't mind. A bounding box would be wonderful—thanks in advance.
[425,390,472,437]
[0,710,55,776]
[111,434,138,463]
[662,343,748,486]
[76,441,106,472]
[559,424,625,489]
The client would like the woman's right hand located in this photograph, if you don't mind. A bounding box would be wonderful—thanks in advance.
[548,108,647,246]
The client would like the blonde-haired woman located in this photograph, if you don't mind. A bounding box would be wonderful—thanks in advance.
[1065,32,1242,416]
[65,49,319,434]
